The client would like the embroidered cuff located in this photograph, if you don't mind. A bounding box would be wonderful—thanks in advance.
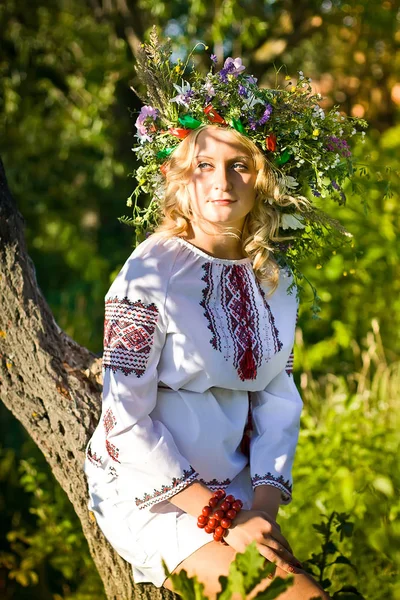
[252,472,292,504]
[135,467,199,510]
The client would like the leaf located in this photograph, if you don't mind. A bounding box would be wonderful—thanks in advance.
[162,561,208,600]
[334,556,353,566]
[323,541,338,555]
[253,575,294,600]
[321,578,332,589]
[234,542,273,593]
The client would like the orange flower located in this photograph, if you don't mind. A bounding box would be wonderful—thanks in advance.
[168,128,191,139]
[204,105,227,125]
[265,134,277,152]
[160,162,168,177]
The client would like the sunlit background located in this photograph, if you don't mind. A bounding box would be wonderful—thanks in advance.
[0,1,399,598]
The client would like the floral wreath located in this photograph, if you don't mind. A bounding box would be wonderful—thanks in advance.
[126,28,367,314]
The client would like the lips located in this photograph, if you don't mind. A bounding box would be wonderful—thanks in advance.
[210,199,236,203]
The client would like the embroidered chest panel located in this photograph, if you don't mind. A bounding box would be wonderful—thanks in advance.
[200,263,282,381]
[103,296,159,377]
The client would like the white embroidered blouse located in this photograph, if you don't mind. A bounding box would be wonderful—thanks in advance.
[84,234,303,511]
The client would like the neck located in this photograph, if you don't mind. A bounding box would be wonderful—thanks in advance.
[185,221,245,260]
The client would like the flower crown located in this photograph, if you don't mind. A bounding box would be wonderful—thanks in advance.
[127,29,367,313]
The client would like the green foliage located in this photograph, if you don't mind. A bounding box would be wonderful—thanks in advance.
[163,542,293,600]
[0,0,398,598]
[281,329,400,599]
[0,407,105,600]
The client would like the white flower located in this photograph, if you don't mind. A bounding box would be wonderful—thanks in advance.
[280,213,306,230]
[279,175,299,191]
[204,80,216,97]
[242,92,264,109]
[171,80,192,106]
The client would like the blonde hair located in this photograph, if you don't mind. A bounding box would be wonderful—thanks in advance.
[153,125,308,291]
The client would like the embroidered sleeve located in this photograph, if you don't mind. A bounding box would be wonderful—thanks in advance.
[249,368,303,504]
[98,243,198,509]
[248,277,302,505]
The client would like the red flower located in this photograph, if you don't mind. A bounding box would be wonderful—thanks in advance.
[265,134,277,152]
[168,128,191,139]
[204,105,227,125]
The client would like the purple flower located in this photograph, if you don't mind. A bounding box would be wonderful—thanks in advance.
[331,180,340,190]
[312,188,321,197]
[238,84,248,97]
[210,54,218,63]
[326,136,352,158]
[247,104,273,130]
[135,105,159,141]
[219,57,246,82]
[258,104,273,126]
[171,80,193,107]
[245,75,258,85]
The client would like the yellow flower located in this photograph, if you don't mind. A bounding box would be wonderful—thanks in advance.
[285,75,291,80]
[291,86,296,92]
[316,264,322,270]
[312,129,320,137]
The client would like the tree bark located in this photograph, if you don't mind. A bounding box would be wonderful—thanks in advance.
[0,158,175,600]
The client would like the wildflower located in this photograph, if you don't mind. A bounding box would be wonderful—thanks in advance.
[280,213,306,230]
[265,134,277,152]
[135,105,159,142]
[204,79,216,97]
[219,57,246,82]
[280,175,299,190]
[326,136,351,158]
[210,54,218,63]
[171,80,193,107]
[258,104,273,126]
[238,84,248,97]
[312,129,320,137]
[245,75,258,85]
[242,92,264,111]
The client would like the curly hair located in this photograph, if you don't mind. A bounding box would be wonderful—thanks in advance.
[153,125,308,292]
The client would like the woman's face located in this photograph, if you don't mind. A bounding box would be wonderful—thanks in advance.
[186,127,257,231]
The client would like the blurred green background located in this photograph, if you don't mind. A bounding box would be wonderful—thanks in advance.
[0,0,399,598]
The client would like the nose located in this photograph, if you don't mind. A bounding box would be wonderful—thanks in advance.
[213,163,233,192]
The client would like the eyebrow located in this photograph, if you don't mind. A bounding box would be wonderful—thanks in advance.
[194,154,251,161]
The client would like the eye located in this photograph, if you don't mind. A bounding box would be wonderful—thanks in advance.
[197,161,213,170]
[232,162,249,171]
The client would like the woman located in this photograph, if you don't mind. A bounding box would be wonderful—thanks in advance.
[84,123,329,599]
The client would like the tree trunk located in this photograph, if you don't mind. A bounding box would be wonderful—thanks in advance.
[0,158,175,600]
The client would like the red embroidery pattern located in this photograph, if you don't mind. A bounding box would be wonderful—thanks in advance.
[103,408,117,435]
[103,297,159,377]
[201,264,282,381]
[252,472,292,500]
[105,439,120,463]
[86,442,103,467]
[285,350,294,375]
[103,408,120,463]
[199,477,232,490]
[135,467,198,509]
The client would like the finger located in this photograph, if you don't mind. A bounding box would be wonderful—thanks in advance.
[260,534,299,566]
[255,543,301,575]
[263,526,293,554]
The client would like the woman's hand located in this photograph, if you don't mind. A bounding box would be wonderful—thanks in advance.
[224,509,301,575]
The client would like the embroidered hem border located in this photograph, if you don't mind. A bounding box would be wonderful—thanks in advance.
[199,477,232,490]
[135,467,199,510]
[252,472,292,503]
